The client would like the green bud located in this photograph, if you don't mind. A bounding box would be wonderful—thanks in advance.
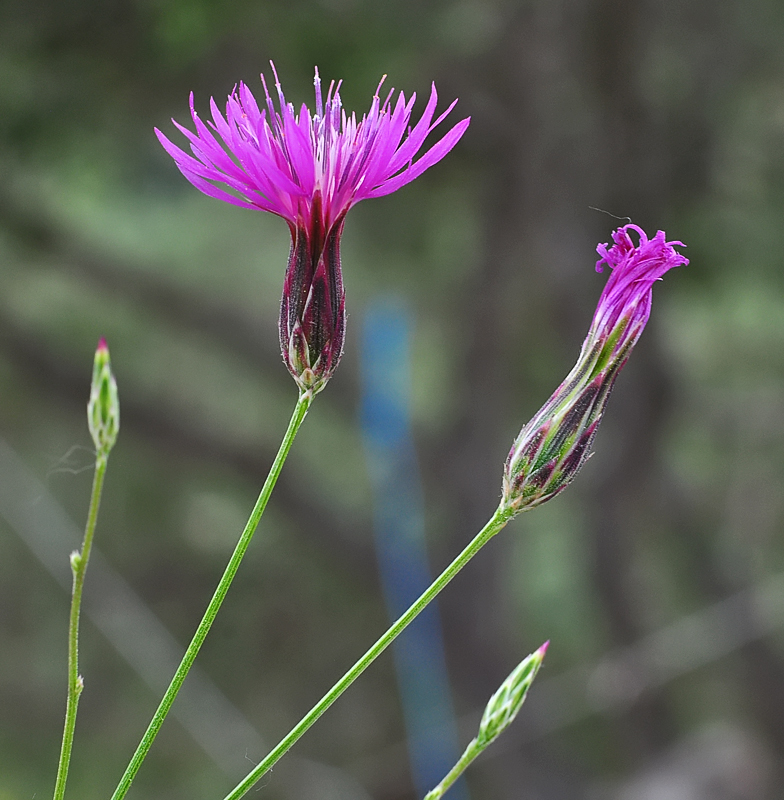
[70,550,82,574]
[87,338,119,458]
[477,642,548,746]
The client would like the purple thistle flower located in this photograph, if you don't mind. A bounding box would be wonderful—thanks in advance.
[156,64,470,394]
[502,224,687,513]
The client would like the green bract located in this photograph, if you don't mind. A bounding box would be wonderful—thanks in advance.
[87,339,120,458]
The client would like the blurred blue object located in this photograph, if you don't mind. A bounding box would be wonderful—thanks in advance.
[360,300,468,800]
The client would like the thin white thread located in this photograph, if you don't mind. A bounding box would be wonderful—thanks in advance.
[45,444,98,478]
[588,206,632,224]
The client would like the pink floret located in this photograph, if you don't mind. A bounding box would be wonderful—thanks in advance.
[593,224,688,334]
[156,63,470,233]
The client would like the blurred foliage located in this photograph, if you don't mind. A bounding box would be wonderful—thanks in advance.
[2,0,784,799]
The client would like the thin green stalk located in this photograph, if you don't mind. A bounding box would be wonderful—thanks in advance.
[53,454,108,800]
[424,640,547,799]
[221,503,514,800]
[423,738,482,800]
[110,390,313,800]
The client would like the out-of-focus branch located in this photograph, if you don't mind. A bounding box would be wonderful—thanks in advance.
[0,307,376,582]
[0,436,373,800]
[662,461,784,761]
[352,563,784,797]
[0,184,358,404]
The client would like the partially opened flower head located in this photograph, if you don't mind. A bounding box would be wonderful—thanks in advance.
[156,64,470,394]
[502,225,687,513]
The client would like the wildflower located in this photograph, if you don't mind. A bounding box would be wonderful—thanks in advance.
[502,225,687,512]
[88,338,119,459]
[156,65,470,394]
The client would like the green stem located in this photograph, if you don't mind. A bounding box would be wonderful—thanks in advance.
[53,454,108,800]
[423,738,482,800]
[110,390,313,800]
[221,503,514,800]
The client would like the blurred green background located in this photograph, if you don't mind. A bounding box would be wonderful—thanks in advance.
[2,0,784,798]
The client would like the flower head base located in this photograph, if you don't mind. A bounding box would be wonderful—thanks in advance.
[156,65,469,394]
[88,338,119,459]
[280,216,346,392]
[502,225,687,513]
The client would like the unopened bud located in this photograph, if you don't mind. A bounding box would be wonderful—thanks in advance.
[477,642,548,746]
[87,338,120,457]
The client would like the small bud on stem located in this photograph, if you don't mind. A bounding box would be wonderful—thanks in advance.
[424,643,548,800]
[87,338,120,458]
[477,641,548,746]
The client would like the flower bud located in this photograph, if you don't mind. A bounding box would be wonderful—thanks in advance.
[477,642,548,747]
[87,338,120,458]
[502,226,687,513]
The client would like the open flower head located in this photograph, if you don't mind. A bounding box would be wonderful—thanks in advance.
[156,65,470,393]
[502,225,687,513]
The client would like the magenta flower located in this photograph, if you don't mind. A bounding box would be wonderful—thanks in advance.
[502,224,687,512]
[156,65,470,394]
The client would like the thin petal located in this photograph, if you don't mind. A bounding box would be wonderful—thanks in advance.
[365,117,470,198]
